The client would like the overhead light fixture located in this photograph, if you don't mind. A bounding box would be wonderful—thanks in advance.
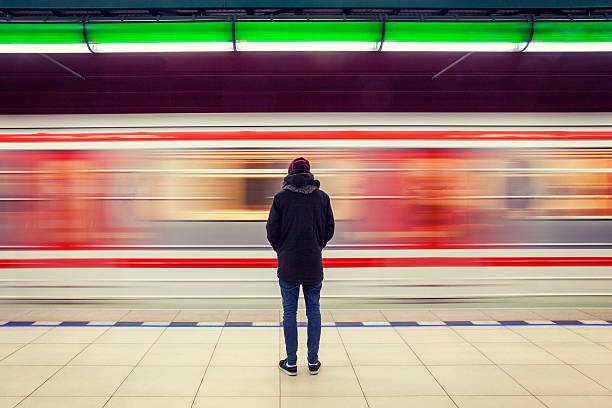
[382,42,526,52]
[525,42,612,51]
[0,21,234,53]
[0,23,87,53]
[235,21,380,51]
[525,21,612,52]
[0,21,610,53]
[89,42,235,52]
[235,41,380,51]
[0,43,89,53]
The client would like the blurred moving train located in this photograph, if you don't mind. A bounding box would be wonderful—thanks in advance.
[0,113,610,308]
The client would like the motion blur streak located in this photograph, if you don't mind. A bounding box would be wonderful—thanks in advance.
[0,114,610,308]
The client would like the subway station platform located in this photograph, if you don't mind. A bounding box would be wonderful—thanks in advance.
[0,308,611,408]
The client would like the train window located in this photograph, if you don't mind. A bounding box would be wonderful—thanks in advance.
[244,160,280,209]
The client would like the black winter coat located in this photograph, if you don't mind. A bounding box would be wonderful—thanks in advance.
[266,170,335,285]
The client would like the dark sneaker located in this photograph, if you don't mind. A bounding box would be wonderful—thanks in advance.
[279,359,297,376]
[308,360,321,375]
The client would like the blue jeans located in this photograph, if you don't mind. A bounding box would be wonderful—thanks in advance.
[279,279,322,365]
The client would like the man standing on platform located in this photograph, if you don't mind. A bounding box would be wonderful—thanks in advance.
[266,157,335,376]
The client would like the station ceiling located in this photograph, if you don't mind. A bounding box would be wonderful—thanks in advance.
[0,0,610,114]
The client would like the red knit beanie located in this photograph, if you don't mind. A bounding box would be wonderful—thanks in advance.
[288,157,310,173]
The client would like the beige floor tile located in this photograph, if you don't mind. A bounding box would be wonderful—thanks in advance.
[509,326,591,342]
[482,309,545,321]
[281,366,362,396]
[411,342,491,365]
[367,396,456,408]
[432,310,491,321]
[501,365,611,395]
[525,320,559,325]
[219,327,279,344]
[94,327,164,344]
[31,322,62,326]
[193,396,279,408]
[338,327,403,343]
[32,366,132,396]
[534,309,595,320]
[471,321,503,325]
[396,327,466,343]
[281,396,368,407]
[15,397,108,408]
[32,327,108,344]
[0,310,30,320]
[452,326,528,343]
[0,366,60,396]
[105,397,193,408]
[70,310,129,321]
[580,309,612,320]
[115,366,204,396]
[428,365,529,396]
[140,343,214,366]
[173,310,229,322]
[0,344,24,360]
[0,397,23,408]
[537,396,612,408]
[320,327,343,343]
[0,343,87,365]
[211,343,277,366]
[157,327,221,344]
[536,342,612,364]
[282,343,351,366]
[354,366,445,396]
[345,343,420,366]
[331,310,387,322]
[574,365,612,390]
[566,326,612,343]
[119,310,179,322]
[23,310,82,321]
[472,342,561,364]
[227,310,279,322]
[69,343,150,366]
[381,310,439,322]
[0,327,50,343]
[451,396,546,408]
[198,366,279,396]
[282,327,342,344]
[85,321,116,326]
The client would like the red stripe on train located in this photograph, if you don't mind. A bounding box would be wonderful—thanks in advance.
[1,257,611,268]
[4,244,606,250]
[0,130,611,142]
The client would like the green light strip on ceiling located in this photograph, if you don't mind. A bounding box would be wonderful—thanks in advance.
[0,23,83,44]
[385,22,532,43]
[234,21,381,42]
[533,22,612,42]
[0,21,610,45]
[87,22,231,43]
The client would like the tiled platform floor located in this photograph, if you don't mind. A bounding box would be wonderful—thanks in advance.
[0,309,611,407]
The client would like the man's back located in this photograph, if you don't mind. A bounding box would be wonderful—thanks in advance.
[266,169,334,285]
